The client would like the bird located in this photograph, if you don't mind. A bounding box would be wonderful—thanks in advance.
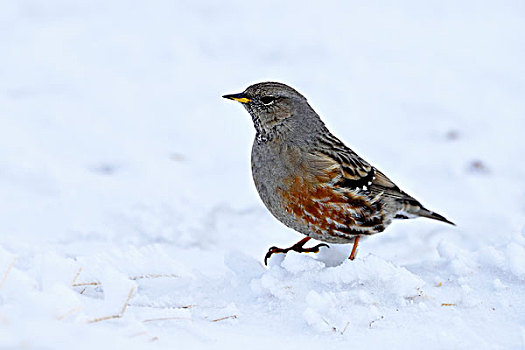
[223,82,454,265]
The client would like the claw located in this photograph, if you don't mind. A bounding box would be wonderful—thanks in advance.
[263,238,330,265]
[264,253,271,266]
[310,243,329,253]
[264,246,284,265]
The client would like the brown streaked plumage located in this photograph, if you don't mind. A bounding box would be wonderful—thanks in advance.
[223,82,454,265]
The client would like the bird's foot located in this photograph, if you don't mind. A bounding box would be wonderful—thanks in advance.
[264,237,329,265]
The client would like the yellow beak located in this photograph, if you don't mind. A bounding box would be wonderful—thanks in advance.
[222,93,251,104]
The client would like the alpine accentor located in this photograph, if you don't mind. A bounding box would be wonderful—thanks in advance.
[223,82,454,265]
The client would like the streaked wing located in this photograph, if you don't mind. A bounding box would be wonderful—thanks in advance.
[308,133,421,205]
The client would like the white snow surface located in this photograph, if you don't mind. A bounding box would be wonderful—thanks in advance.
[1,1,525,349]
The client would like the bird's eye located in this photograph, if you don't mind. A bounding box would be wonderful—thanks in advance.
[260,96,276,105]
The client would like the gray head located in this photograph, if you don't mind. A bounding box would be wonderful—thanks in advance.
[223,82,321,139]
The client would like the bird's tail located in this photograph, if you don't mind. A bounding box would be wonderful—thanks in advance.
[416,207,455,225]
[399,200,455,226]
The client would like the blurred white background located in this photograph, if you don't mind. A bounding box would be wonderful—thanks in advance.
[0,1,524,349]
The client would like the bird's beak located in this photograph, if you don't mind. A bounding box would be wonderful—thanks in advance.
[222,93,251,104]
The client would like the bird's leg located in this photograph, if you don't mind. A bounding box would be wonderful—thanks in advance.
[348,236,360,260]
[264,237,329,265]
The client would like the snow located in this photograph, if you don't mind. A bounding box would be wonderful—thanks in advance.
[1,0,524,349]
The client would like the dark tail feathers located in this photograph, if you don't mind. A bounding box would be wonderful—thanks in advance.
[418,208,455,226]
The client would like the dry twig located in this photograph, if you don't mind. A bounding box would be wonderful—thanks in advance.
[0,258,16,289]
[211,315,237,322]
[72,281,101,287]
[87,286,136,323]
[57,306,83,320]
[70,267,83,285]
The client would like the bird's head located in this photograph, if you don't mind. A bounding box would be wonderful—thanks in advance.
[223,82,314,138]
